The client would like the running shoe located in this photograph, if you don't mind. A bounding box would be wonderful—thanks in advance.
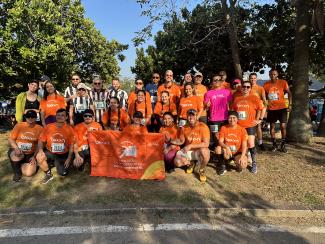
[13,174,21,182]
[279,143,287,153]
[250,163,257,174]
[271,144,278,152]
[258,143,266,151]
[199,170,207,182]
[219,164,227,176]
[186,162,196,174]
[42,173,53,184]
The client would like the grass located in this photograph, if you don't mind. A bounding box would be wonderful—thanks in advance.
[0,131,324,210]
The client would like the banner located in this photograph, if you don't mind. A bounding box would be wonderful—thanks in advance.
[88,130,165,180]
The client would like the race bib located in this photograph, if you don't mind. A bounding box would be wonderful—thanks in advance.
[178,119,187,127]
[229,145,237,153]
[36,112,40,122]
[94,101,106,110]
[81,145,89,151]
[76,104,87,112]
[209,124,219,133]
[18,142,32,152]
[51,143,65,153]
[151,96,157,103]
[238,111,247,120]
[268,92,279,101]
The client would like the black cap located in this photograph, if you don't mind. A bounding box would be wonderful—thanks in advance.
[83,109,94,116]
[187,109,197,115]
[25,110,37,118]
[133,111,144,119]
[40,75,50,82]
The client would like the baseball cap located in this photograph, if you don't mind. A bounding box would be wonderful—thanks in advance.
[194,72,203,77]
[25,110,37,119]
[77,83,91,90]
[233,79,241,84]
[133,111,144,119]
[228,111,239,118]
[83,109,94,116]
[187,109,197,115]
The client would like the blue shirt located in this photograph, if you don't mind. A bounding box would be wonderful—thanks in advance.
[145,83,158,109]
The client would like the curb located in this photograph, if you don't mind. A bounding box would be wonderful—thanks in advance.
[0,207,325,218]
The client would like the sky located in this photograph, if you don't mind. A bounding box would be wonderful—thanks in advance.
[82,0,275,80]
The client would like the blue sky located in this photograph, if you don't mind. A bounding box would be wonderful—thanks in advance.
[82,0,274,79]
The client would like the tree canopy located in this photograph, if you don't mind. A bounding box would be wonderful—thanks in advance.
[0,0,128,97]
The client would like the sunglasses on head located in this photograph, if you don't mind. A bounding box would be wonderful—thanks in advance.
[83,114,93,118]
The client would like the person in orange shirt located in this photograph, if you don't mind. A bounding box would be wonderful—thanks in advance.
[73,109,102,171]
[128,79,151,108]
[263,69,292,153]
[232,80,263,173]
[128,90,152,125]
[216,111,248,174]
[178,82,203,127]
[40,81,66,126]
[159,112,180,173]
[8,110,43,182]
[102,97,130,130]
[219,71,231,90]
[157,70,181,105]
[153,91,177,130]
[249,73,267,151]
[193,72,208,123]
[168,109,210,182]
[179,71,193,97]
[122,111,148,134]
[36,109,75,184]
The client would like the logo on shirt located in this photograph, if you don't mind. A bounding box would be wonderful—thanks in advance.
[51,133,66,143]
[20,132,37,141]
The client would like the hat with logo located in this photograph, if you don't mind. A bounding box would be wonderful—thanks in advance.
[187,109,197,115]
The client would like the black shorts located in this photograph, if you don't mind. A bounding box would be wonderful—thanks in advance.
[267,109,288,123]
[7,148,33,163]
[199,116,207,124]
[44,149,69,176]
[209,120,227,145]
[78,149,90,160]
[245,127,256,135]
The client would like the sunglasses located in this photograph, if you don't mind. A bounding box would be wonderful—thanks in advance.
[72,78,80,81]
[242,86,251,89]
[83,114,93,118]
[94,82,101,85]
[136,82,143,85]
[78,88,86,91]
[25,116,36,119]
[152,76,159,79]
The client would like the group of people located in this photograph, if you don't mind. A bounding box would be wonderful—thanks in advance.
[8,68,291,183]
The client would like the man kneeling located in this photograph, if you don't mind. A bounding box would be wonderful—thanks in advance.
[215,111,248,175]
[169,109,210,182]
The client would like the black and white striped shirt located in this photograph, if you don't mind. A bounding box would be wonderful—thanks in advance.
[89,89,109,122]
[72,96,93,114]
[107,88,128,110]
[64,86,77,99]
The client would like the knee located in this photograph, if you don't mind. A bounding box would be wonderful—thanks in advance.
[21,163,36,177]
[215,146,222,154]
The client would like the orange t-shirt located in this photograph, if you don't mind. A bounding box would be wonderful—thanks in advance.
[263,79,289,110]
[102,108,130,130]
[10,122,43,154]
[179,96,203,119]
[232,90,242,100]
[128,100,152,119]
[154,102,177,117]
[194,84,207,116]
[39,123,75,154]
[74,121,102,150]
[157,83,181,105]
[40,94,66,118]
[159,125,179,140]
[128,91,151,109]
[219,124,248,154]
[180,122,210,145]
[221,81,231,90]
[251,84,265,101]
[232,94,263,128]
[122,124,148,134]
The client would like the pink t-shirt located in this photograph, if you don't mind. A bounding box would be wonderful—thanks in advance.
[204,88,232,122]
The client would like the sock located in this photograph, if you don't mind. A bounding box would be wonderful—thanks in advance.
[271,138,276,145]
[249,147,257,165]
[217,154,225,166]
[281,138,286,145]
[10,160,22,176]
[258,140,263,145]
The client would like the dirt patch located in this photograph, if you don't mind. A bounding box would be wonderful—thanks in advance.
[0,132,324,210]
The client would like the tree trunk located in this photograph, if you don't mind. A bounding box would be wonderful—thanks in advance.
[287,0,313,143]
[318,97,325,136]
[221,0,242,78]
